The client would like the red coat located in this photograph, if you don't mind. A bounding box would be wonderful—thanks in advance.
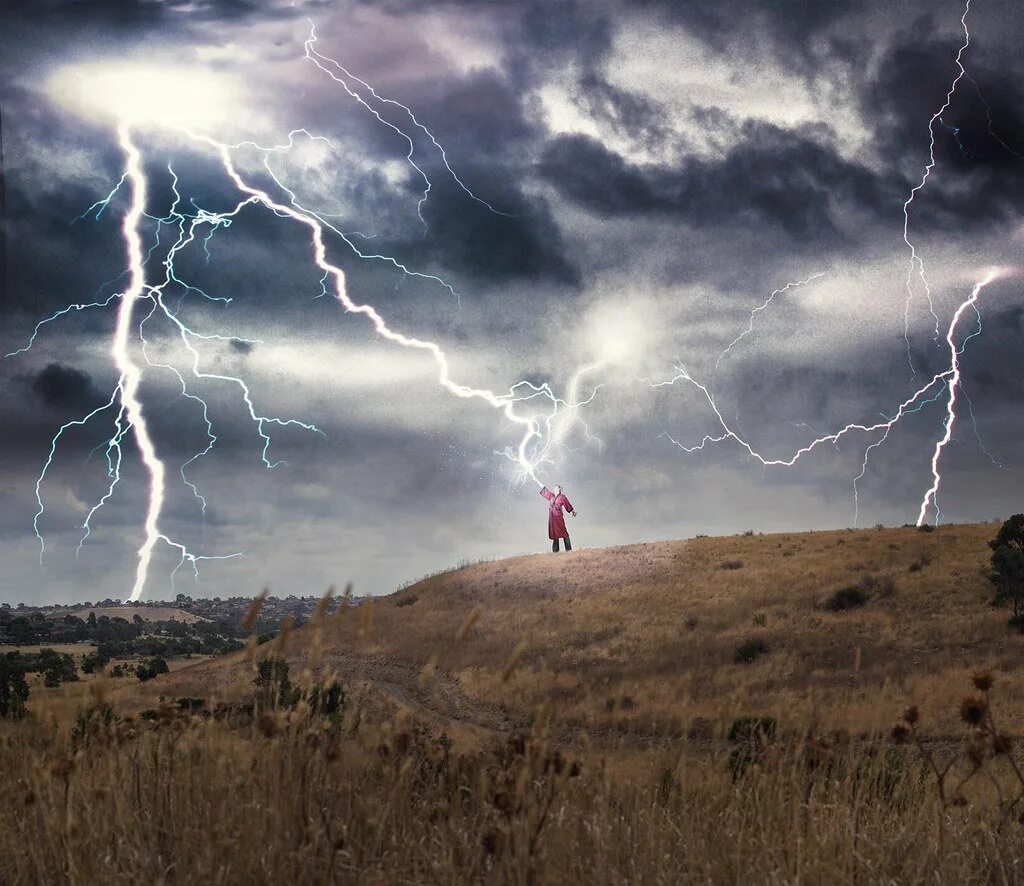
[540,487,574,539]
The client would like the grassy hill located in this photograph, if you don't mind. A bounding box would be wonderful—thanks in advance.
[133,521,1021,745]
[46,605,208,623]
[7,521,1024,884]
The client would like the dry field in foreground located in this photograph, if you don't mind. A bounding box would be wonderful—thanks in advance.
[4,520,1024,884]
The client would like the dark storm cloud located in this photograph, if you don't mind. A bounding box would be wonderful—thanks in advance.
[0,0,294,31]
[538,123,891,242]
[414,187,579,286]
[631,0,858,53]
[23,362,104,413]
[2,0,1024,604]
[573,73,671,149]
[863,34,1024,231]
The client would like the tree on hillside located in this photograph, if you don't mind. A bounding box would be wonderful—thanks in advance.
[136,657,169,682]
[990,515,1024,620]
[0,656,29,719]
[37,650,78,688]
[81,649,111,674]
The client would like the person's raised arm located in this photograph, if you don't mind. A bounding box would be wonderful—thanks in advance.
[540,486,554,501]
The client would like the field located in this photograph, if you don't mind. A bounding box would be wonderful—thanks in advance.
[43,605,208,623]
[4,521,1024,883]
[136,521,1024,743]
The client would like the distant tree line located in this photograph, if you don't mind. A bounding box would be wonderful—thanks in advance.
[0,594,348,648]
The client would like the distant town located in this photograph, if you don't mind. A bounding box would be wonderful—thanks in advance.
[0,592,360,679]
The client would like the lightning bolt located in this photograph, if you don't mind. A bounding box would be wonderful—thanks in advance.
[15,28,606,601]
[185,127,551,486]
[916,269,999,524]
[303,22,508,225]
[110,123,167,601]
[716,272,825,368]
[901,0,972,373]
[650,270,1002,527]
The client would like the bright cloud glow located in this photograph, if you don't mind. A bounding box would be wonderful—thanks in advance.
[48,63,238,129]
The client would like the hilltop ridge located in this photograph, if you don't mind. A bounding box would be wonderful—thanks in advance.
[131,521,1023,745]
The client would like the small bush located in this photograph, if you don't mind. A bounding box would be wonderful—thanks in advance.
[0,657,30,719]
[136,656,169,682]
[255,658,298,709]
[824,586,869,612]
[720,560,744,570]
[733,637,769,664]
[307,681,346,720]
[918,523,935,533]
[1008,614,1024,633]
[683,614,699,631]
[81,650,110,674]
[394,594,418,608]
[753,612,767,627]
[742,530,755,537]
[176,697,206,712]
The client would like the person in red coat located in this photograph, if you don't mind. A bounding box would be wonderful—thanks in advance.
[540,484,577,552]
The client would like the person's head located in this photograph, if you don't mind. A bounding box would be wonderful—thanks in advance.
[554,484,562,495]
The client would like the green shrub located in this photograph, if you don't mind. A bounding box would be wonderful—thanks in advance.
[255,658,297,709]
[176,697,207,712]
[136,657,169,682]
[306,681,345,720]
[825,586,869,612]
[81,650,111,674]
[0,656,29,719]
[990,515,1024,618]
[733,637,769,664]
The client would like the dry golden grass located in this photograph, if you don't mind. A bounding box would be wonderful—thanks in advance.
[148,521,1023,746]
[3,520,1024,883]
[6,644,92,659]
[3,656,1024,883]
[45,605,207,623]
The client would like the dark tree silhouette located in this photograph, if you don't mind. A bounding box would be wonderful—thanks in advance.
[990,515,1024,618]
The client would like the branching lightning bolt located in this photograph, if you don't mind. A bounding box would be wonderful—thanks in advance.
[650,270,1002,526]
[716,272,824,368]
[901,0,972,373]
[13,28,604,601]
[303,22,509,225]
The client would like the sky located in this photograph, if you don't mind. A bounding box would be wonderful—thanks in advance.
[1,0,1023,605]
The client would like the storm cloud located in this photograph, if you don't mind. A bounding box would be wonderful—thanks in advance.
[1,0,1023,604]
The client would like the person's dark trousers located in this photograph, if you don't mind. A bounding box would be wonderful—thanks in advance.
[552,537,572,552]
